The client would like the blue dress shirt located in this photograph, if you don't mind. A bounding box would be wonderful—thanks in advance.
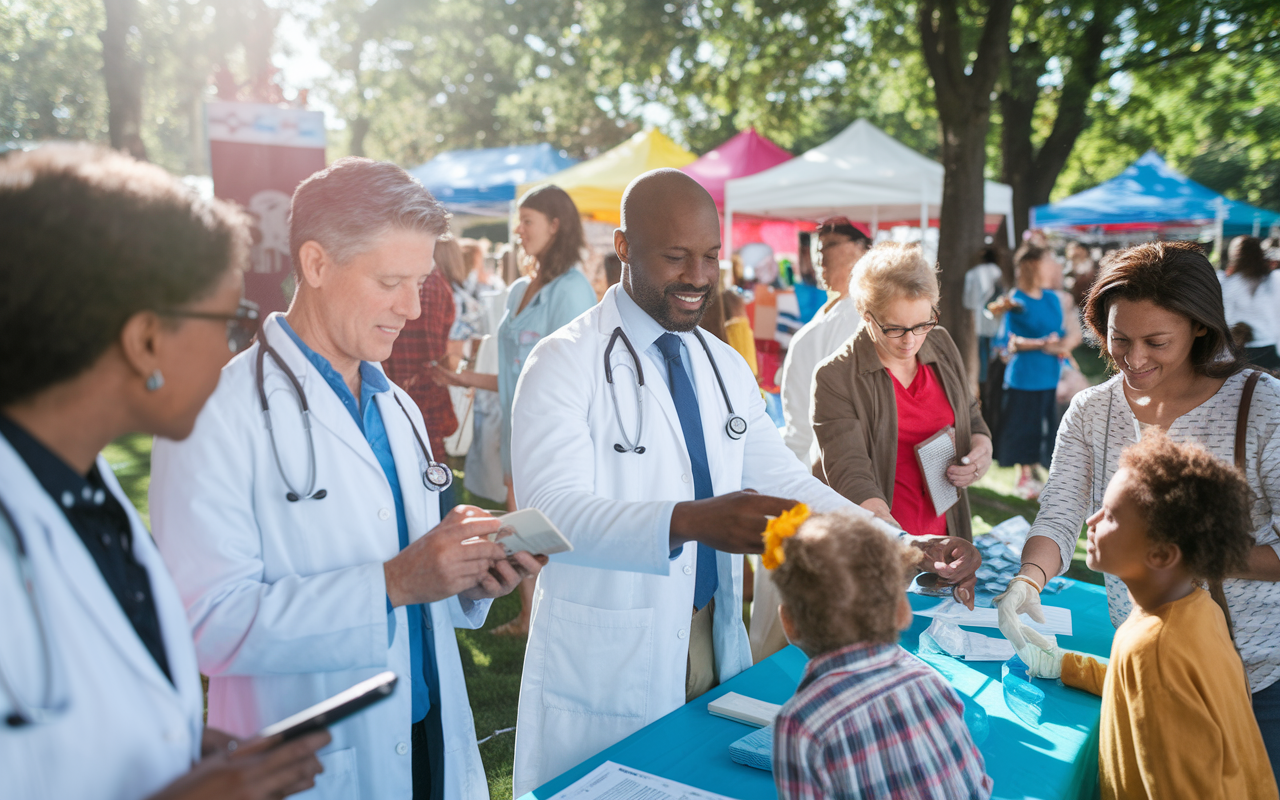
[278,319,439,723]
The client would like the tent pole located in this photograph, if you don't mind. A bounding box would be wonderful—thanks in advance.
[723,203,734,266]
[1255,215,1261,237]
[871,206,879,237]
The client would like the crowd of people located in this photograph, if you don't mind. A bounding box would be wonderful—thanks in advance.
[3,140,1280,800]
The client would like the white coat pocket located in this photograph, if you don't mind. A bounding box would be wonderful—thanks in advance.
[541,598,653,719]
[309,746,360,800]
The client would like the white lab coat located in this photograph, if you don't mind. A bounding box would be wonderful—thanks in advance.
[0,439,204,800]
[509,286,876,794]
[149,313,490,800]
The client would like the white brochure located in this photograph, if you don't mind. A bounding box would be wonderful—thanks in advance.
[547,761,740,800]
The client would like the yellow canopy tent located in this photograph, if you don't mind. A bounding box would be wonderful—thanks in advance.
[518,129,696,224]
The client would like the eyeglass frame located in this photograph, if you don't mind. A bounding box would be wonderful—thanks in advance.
[868,312,939,339]
[156,298,261,354]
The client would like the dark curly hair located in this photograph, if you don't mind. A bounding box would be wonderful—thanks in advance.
[1118,431,1253,582]
[0,143,250,407]
[772,512,917,655]
[1083,241,1247,379]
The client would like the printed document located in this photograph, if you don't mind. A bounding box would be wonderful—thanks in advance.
[546,762,739,800]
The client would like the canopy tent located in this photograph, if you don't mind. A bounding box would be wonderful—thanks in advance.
[1030,150,1280,237]
[723,119,1015,255]
[408,143,577,218]
[519,128,696,224]
[681,128,793,206]
[680,128,809,255]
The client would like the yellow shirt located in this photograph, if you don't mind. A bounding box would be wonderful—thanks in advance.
[724,317,759,378]
[1062,588,1277,800]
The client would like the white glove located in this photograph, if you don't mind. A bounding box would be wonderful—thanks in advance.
[994,576,1047,651]
[1017,627,1063,679]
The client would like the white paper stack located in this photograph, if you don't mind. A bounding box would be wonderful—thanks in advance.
[707,692,781,728]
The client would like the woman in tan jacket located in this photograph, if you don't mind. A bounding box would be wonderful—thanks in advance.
[812,242,992,544]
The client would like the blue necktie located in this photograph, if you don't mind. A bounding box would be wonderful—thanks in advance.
[656,333,719,610]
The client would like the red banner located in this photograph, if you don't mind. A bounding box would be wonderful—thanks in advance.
[206,102,326,316]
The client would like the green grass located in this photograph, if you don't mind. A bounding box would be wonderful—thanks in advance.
[104,438,1099,799]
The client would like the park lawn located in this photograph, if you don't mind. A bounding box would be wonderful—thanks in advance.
[103,436,1100,799]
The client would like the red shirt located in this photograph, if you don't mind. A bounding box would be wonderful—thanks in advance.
[889,363,954,537]
[383,269,458,457]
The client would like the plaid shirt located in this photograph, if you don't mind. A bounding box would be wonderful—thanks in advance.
[383,268,457,457]
[773,642,993,800]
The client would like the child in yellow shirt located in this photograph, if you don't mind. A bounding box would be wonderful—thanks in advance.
[1015,432,1277,799]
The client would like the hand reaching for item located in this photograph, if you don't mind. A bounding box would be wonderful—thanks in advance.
[994,575,1046,651]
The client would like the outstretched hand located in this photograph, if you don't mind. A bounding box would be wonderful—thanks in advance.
[908,536,981,609]
[670,490,800,554]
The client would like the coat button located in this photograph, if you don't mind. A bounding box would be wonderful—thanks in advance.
[396,742,409,755]
[680,474,691,484]
[378,508,391,520]
[677,628,688,639]
[683,565,693,576]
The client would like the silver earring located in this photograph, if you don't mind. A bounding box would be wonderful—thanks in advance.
[145,370,165,392]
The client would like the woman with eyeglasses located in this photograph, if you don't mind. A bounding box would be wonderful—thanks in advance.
[0,144,329,799]
[811,242,992,605]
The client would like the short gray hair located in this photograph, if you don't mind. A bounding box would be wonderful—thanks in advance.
[289,157,450,270]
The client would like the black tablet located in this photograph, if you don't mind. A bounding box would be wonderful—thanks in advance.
[259,671,398,742]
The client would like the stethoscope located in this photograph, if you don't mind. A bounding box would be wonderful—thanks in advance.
[256,331,453,501]
[0,498,68,727]
[604,326,748,454]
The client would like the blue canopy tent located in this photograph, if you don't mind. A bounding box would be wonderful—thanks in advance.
[1031,150,1280,237]
[408,143,579,218]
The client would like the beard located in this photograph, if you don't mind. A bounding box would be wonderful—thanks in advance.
[629,276,712,332]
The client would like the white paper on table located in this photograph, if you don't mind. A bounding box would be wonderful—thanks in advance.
[915,599,1072,637]
[547,761,740,800]
[924,619,1017,661]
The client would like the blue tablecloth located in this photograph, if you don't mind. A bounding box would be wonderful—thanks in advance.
[522,579,1114,800]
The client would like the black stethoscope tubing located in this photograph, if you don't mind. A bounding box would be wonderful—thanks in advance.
[604,326,748,454]
[256,331,452,500]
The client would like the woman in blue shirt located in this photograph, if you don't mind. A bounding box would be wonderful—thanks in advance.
[434,184,598,634]
[996,244,1069,498]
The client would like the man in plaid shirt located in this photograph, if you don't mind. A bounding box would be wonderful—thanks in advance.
[771,513,992,800]
[384,264,458,462]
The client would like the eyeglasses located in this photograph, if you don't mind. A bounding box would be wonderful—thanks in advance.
[157,299,261,353]
[869,313,938,339]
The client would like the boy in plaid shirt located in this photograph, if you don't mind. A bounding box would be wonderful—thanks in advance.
[771,512,993,800]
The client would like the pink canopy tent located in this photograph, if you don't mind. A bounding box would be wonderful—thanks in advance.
[682,128,811,255]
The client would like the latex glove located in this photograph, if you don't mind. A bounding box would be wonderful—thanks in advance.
[994,576,1046,651]
[1018,627,1063,679]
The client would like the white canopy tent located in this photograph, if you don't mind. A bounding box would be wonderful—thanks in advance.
[723,119,1015,256]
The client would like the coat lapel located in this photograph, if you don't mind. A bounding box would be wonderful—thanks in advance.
[0,441,180,700]
[259,314,383,476]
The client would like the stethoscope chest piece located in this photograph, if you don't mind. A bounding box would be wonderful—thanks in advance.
[726,414,748,440]
[424,462,453,491]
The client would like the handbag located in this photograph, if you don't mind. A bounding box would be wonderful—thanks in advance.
[1210,370,1262,643]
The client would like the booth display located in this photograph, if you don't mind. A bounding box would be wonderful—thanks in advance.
[1031,150,1280,238]
[408,143,578,218]
[723,119,1015,255]
[521,129,696,224]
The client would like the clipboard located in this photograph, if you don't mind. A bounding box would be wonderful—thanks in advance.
[914,426,959,517]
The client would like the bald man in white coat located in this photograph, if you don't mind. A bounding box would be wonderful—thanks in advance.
[508,169,982,794]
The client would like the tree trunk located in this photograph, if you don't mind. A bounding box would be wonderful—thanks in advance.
[999,2,1116,242]
[349,115,371,157]
[917,0,1014,394]
[100,0,147,160]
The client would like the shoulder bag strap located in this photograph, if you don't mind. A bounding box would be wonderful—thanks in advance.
[1211,370,1262,643]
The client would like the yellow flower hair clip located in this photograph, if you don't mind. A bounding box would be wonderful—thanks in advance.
[762,503,810,570]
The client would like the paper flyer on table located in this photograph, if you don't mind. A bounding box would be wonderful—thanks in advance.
[546,761,740,800]
[915,599,1072,636]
